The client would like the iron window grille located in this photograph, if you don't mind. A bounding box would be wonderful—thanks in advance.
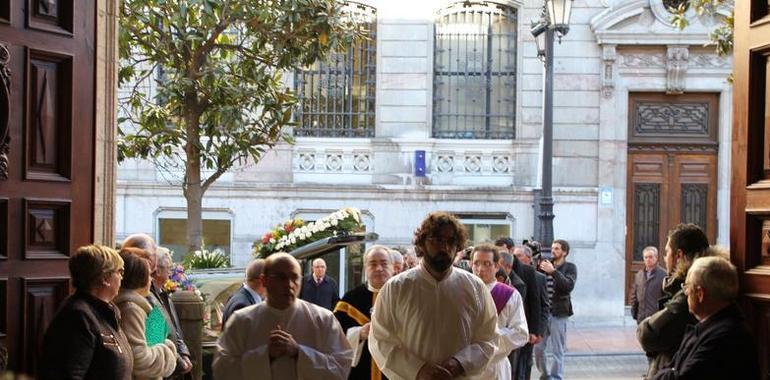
[433,1,517,139]
[294,2,376,138]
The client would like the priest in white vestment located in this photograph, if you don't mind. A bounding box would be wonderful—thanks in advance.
[369,212,499,380]
[471,244,529,380]
[213,253,353,380]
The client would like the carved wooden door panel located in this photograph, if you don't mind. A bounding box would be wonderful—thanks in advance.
[732,1,770,377]
[625,93,719,304]
[0,1,96,374]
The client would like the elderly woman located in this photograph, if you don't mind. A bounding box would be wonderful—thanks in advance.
[114,250,177,380]
[637,223,714,378]
[39,245,133,380]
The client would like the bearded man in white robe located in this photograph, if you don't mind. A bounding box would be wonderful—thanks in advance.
[471,244,529,380]
[214,253,353,380]
[369,211,499,380]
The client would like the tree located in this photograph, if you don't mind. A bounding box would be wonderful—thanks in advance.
[671,0,734,56]
[118,0,360,254]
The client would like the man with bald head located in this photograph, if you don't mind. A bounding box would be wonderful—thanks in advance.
[122,233,158,271]
[222,259,267,329]
[335,245,394,379]
[299,257,340,310]
[214,253,353,380]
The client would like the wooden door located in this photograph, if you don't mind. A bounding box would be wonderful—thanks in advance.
[731,1,770,377]
[0,1,97,374]
[625,93,719,303]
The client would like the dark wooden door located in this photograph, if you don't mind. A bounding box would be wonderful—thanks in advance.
[0,1,96,374]
[731,1,770,377]
[625,93,719,303]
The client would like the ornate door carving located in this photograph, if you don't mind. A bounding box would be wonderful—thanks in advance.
[625,93,718,304]
[0,1,96,374]
[732,1,770,376]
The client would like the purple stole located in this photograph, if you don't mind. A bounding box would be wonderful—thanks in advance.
[490,282,515,315]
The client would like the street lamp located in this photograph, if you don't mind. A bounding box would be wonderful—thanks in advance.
[530,0,573,259]
[546,0,573,37]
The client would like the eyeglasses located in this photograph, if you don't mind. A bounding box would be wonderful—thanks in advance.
[267,273,301,282]
[427,236,459,247]
[681,282,700,294]
[111,268,125,277]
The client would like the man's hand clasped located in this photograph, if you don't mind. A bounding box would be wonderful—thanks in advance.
[417,358,464,380]
[268,325,299,360]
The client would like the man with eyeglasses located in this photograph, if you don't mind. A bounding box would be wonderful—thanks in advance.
[369,211,498,380]
[213,253,353,380]
[334,245,394,380]
[471,244,529,380]
[652,256,758,379]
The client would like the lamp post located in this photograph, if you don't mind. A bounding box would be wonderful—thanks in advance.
[531,0,573,258]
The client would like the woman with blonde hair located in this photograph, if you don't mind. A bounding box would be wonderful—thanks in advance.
[39,245,133,379]
[114,250,177,379]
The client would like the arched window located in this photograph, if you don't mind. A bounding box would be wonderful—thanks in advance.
[294,2,377,138]
[433,1,517,139]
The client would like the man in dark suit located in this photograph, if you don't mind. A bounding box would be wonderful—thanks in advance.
[221,258,266,329]
[299,257,339,310]
[653,256,759,379]
[630,246,667,324]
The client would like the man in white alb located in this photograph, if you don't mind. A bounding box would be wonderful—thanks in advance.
[369,211,498,380]
[471,244,529,380]
[213,253,353,380]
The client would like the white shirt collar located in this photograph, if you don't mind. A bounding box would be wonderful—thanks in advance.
[367,283,380,293]
[243,282,262,303]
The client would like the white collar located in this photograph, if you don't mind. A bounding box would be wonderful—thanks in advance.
[367,283,381,293]
[243,282,262,303]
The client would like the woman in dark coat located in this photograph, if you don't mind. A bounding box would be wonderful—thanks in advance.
[39,245,133,380]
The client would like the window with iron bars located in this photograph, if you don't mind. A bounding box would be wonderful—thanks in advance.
[294,2,376,138]
[433,1,517,139]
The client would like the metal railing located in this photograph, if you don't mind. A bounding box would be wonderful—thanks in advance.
[294,2,377,138]
[433,1,517,139]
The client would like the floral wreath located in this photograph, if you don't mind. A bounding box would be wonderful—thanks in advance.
[253,207,363,258]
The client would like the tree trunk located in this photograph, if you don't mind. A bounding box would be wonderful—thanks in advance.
[184,95,204,254]
[185,180,203,255]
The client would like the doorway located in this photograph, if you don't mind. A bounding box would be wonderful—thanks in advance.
[625,92,719,303]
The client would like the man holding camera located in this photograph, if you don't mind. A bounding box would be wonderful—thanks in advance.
[534,239,577,380]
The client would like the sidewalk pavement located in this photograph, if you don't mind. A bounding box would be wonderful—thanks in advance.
[529,316,648,379]
[567,318,643,356]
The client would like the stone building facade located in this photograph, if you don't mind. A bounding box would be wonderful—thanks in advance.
[117,0,732,320]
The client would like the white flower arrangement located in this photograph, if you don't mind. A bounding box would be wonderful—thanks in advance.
[269,207,362,254]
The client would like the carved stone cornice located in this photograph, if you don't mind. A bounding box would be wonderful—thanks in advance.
[0,43,10,180]
[688,53,730,69]
[620,53,666,69]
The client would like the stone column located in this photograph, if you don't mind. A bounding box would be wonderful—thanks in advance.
[172,291,204,380]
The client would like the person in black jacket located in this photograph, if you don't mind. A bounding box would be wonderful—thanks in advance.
[497,237,543,380]
[39,245,133,380]
[512,245,548,380]
[653,256,759,379]
[534,239,577,380]
[299,257,340,310]
[221,258,266,329]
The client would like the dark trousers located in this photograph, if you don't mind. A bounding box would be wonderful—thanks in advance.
[509,349,519,379]
[515,343,534,380]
